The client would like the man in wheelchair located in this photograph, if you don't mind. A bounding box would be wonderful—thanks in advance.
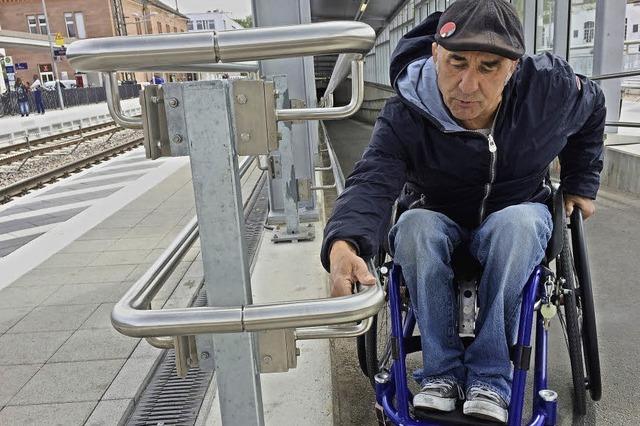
[320,0,605,423]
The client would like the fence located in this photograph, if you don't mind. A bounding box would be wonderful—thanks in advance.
[0,84,140,117]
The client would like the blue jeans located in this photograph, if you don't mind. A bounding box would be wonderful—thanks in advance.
[389,203,552,403]
[34,91,45,114]
[19,101,29,115]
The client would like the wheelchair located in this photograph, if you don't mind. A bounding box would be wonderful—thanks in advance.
[356,184,602,426]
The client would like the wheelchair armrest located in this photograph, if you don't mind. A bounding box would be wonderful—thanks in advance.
[544,183,565,262]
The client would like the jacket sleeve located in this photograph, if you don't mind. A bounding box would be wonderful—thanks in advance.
[554,59,606,199]
[320,101,409,272]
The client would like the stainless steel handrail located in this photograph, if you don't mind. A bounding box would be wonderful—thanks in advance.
[67,22,374,123]
[589,69,640,81]
[67,22,374,72]
[104,72,143,129]
[276,58,364,122]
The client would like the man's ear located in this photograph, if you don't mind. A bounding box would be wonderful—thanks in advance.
[432,42,439,63]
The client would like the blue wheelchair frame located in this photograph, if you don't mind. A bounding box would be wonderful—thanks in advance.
[375,264,558,426]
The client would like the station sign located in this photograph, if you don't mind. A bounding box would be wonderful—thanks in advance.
[5,65,14,73]
[2,56,13,66]
[15,63,28,70]
[54,47,67,57]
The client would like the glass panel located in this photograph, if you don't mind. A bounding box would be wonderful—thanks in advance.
[568,0,596,75]
[512,0,525,22]
[38,14,48,35]
[166,23,170,33]
[75,13,86,38]
[187,21,193,31]
[27,16,37,33]
[208,20,216,29]
[135,17,142,35]
[196,20,204,30]
[625,1,640,71]
[65,12,76,38]
[536,0,554,53]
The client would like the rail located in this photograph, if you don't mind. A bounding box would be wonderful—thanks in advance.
[67,21,375,123]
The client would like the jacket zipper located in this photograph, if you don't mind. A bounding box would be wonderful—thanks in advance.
[478,133,497,224]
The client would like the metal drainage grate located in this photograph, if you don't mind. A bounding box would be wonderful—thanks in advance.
[126,174,269,426]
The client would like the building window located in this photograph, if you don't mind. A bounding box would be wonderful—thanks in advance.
[196,20,204,30]
[583,21,595,43]
[38,14,48,35]
[634,24,639,33]
[157,21,162,33]
[166,23,170,33]
[135,17,142,35]
[207,20,215,30]
[75,13,86,38]
[65,13,76,37]
[625,18,628,40]
[573,30,578,39]
[173,26,177,32]
[187,20,193,30]
[27,15,38,33]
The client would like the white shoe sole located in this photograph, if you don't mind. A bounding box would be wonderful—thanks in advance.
[463,400,508,423]
[413,393,456,412]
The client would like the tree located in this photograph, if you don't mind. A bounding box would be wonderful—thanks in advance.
[236,15,253,28]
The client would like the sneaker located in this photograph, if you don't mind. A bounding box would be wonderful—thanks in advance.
[463,385,508,423]
[413,378,464,412]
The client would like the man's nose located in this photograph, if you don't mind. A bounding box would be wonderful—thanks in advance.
[458,70,480,94]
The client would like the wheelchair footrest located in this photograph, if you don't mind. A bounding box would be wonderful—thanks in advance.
[412,404,504,426]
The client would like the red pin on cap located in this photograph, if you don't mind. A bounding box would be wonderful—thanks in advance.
[440,22,456,38]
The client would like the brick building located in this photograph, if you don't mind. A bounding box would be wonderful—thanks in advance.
[0,0,188,86]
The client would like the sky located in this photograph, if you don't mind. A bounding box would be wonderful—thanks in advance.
[160,0,252,19]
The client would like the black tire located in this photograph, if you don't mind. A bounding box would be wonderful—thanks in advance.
[558,227,587,415]
[570,209,602,401]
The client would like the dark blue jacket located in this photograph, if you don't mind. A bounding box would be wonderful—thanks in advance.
[320,13,605,271]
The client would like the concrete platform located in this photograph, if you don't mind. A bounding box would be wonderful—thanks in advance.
[0,152,336,425]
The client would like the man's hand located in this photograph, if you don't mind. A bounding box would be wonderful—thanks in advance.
[564,193,595,220]
[329,240,376,297]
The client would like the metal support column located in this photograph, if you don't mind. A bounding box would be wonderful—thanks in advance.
[593,0,625,133]
[553,0,571,60]
[271,75,314,243]
[167,80,264,425]
[252,0,319,224]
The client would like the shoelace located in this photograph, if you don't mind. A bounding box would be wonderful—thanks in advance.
[467,387,505,406]
[421,379,463,398]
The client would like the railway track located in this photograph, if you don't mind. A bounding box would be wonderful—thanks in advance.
[0,121,119,166]
[0,136,144,203]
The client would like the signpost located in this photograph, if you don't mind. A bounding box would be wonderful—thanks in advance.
[3,56,15,90]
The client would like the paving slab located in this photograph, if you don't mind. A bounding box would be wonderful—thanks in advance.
[59,239,116,253]
[0,307,32,335]
[0,331,72,365]
[105,236,164,251]
[102,355,159,401]
[80,303,117,329]
[7,304,98,333]
[50,328,138,363]
[89,249,152,266]
[43,282,133,306]
[37,251,101,269]
[0,401,97,426]
[9,359,125,405]
[0,365,41,408]
[85,398,133,426]
[0,286,58,308]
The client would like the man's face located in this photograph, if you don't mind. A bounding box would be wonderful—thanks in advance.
[432,43,517,129]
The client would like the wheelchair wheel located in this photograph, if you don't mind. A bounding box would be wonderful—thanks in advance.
[570,209,602,401]
[557,227,587,415]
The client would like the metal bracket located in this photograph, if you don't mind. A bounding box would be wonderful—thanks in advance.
[289,99,307,124]
[258,329,298,373]
[269,153,282,179]
[458,279,478,338]
[173,335,199,378]
[140,84,170,159]
[271,223,315,243]
[297,178,312,202]
[231,80,278,155]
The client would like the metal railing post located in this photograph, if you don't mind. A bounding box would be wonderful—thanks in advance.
[178,80,264,425]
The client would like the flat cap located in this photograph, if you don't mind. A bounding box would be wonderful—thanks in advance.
[434,0,525,60]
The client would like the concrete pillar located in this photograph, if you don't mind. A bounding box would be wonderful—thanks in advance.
[593,0,626,132]
[252,0,319,222]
